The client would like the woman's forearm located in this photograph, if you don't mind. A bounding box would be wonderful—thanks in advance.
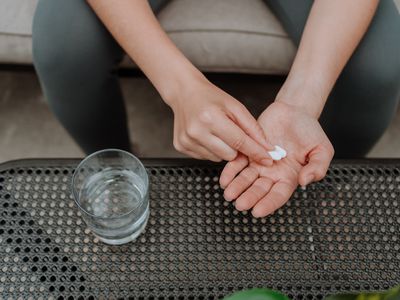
[276,0,379,118]
[87,0,204,105]
[87,0,275,163]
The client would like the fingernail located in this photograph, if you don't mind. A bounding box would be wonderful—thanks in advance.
[252,209,268,218]
[304,174,315,186]
[251,209,260,218]
[261,158,273,166]
[235,203,245,211]
[223,192,232,202]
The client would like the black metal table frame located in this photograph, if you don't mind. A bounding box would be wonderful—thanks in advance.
[0,158,399,299]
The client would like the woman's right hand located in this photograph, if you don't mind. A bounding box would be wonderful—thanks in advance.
[87,0,272,163]
[166,77,274,163]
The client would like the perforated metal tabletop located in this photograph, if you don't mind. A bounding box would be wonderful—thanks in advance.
[0,158,399,300]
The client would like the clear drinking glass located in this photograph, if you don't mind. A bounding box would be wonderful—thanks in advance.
[72,149,149,245]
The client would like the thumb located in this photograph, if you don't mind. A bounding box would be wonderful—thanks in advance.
[299,144,334,186]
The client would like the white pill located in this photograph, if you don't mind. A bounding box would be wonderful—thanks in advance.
[268,145,288,161]
[268,149,282,161]
[275,145,287,158]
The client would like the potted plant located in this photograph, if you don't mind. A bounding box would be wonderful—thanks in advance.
[223,285,400,300]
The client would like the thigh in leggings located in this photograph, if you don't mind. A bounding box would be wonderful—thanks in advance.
[264,0,400,158]
[33,0,169,154]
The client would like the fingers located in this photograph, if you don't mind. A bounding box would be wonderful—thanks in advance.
[252,180,297,218]
[184,149,221,162]
[299,144,334,186]
[196,135,238,161]
[174,136,222,162]
[210,112,273,165]
[219,154,248,188]
[223,165,258,201]
[175,114,238,161]
[228,102,274,150]
[173,101,273,163]
[235,177,273,211]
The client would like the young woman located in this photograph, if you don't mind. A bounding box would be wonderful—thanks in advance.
[33,0,399,217]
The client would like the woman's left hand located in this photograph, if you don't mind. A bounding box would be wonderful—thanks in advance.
[219,101,334,218]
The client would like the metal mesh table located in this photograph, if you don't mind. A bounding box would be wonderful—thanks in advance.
[0,158,399,300]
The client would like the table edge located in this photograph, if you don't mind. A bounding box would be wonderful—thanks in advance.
[0,158,223,171]
[0,157,400,172]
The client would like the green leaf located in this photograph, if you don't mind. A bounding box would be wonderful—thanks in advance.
[384,285,400,300]
[324,285,400,300]
[223,288,289,300]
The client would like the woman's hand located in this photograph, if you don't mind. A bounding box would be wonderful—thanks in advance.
[86,0,270,164]
[168,77,274,163]
[219,101,334,217]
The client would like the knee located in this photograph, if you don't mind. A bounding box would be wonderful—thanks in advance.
[32,28,77,78]
[344,49,400,96]
[344,3,400,93]
[32,0,121,80]
[325,113,390,158]
[32,3,74,77]
[32,16,55,76]
[33,21,96,80]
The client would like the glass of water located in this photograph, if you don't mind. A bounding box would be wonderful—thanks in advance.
[72,149,149,245]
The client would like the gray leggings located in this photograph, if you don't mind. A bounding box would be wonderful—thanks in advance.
[32,0,400,157]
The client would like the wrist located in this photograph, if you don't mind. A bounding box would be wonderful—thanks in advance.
[158,65,207,108]
[275,71,330,118]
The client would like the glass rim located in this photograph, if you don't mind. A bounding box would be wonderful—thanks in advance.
[71,148,149,220]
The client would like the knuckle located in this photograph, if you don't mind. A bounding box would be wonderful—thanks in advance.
[190,153,203,160]
[186,124,200,138]
[179,135,191,148]
[314,169,327,180]
[231,101,245,113]
[246,189,259,201]
[253,179,267,190]
[173,139,183,152]
[198,109,214,125]
[253,151,267,162]
[240,167,257,182]
[232,135,246,151]
[223,150,238,162]
[324,142,335,158]
[329,145,335,158]
[211,157,223,163]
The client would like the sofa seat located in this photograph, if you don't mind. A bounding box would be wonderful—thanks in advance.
[0,0,297,74]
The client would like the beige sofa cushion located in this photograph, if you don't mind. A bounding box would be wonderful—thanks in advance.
[0,0,297,74]
[122,0,296,74]
[0,0,38,64]
[2,0,399,74]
